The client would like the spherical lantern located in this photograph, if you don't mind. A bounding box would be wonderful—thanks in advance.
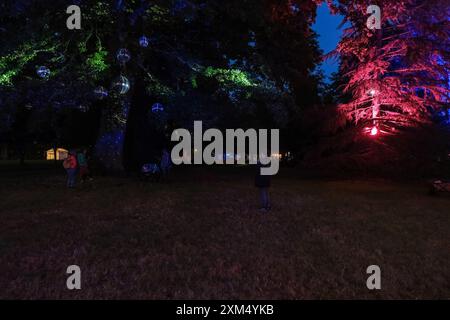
[37,66,50,79]
[94,86,109,100]
[116,48,131,64]
[151,103,164,113]
[111,75,130,95]
[78,105,89,113]
[139,35,150,48]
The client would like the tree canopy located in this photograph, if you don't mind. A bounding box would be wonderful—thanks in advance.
[0,0,324,169]
[332,0,450,133]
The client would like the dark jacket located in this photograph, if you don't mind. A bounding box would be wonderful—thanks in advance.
[255,163,271,188]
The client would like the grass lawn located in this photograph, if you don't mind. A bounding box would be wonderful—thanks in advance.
[0,164,449,299]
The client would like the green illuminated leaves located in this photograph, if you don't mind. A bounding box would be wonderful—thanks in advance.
[203,67,255,88]
[146,79,175,100]
[86,49,109,75]
[0,39,58,86]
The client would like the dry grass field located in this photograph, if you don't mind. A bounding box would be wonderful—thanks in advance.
[0,163,449,299]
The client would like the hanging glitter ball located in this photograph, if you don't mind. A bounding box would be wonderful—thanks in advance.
[139,35,150,48]
[116,48,131,64]
[36,66,51,79]
[151,103,164,113]
[111,75,130,95]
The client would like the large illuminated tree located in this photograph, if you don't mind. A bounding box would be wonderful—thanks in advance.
[331,0,450,134]
[0,0,322,170]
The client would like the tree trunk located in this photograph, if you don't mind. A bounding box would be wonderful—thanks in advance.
[19,150,25,166]
[94,99,129,172]
[0,144,7,160]
[53,145,58,166]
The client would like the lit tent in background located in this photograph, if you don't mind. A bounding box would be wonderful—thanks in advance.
[46,148,69,161]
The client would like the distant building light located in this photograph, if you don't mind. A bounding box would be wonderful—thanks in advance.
[46,148,69,160]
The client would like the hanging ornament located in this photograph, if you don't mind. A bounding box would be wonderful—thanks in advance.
[139,35,150,48]
[111,75,130,95]
[116,48,131,64]
[78,105,89,113]
[55,52,66,64]
[94,86,109,100]
[370,126,379,136]
[37,66,51,79]
[151,103,164,113]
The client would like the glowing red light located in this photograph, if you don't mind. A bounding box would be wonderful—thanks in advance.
[370,126,379,136]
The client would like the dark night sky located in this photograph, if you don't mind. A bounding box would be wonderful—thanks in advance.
[312,3,346,82]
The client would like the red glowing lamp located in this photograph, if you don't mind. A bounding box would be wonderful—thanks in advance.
[370,126,379,136]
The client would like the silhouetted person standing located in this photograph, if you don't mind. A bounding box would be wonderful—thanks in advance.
[77,149,90,183]
[255,162,271,211]
[63,150,78,188]
[160,148,171,181]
